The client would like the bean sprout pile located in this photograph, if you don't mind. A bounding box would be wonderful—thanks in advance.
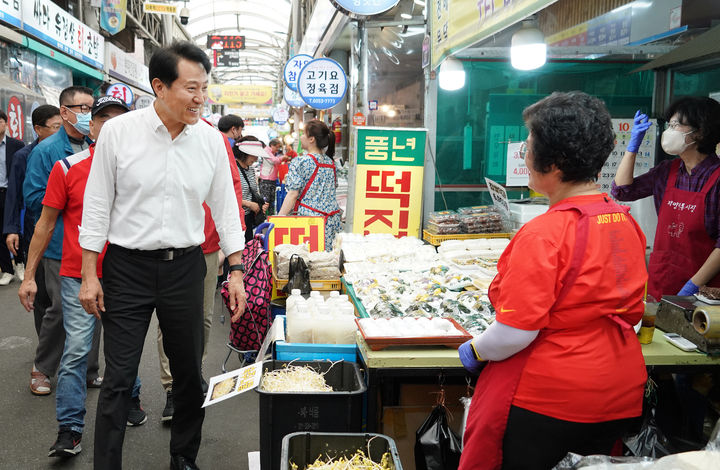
[290,450,393,470]
[259,365,333,392]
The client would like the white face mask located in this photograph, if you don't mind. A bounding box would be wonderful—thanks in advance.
[661,128,694,155]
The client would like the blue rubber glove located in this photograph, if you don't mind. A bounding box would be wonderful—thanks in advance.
[677,279,700,296]
[628,110,652,153]
[458,339,484,374]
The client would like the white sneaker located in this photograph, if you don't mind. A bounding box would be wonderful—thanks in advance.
[0,272,14,285]
[14,263,25,281]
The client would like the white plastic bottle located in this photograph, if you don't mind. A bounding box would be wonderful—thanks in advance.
[313,305,334,344]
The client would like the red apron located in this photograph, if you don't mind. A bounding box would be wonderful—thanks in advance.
[647,159,720,300]
[293,154,341,223]
[458,197,642,470]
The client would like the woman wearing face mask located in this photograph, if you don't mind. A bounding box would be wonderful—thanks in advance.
[613,96,720,300]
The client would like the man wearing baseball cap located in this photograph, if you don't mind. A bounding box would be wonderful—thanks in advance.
[19,96,146,459]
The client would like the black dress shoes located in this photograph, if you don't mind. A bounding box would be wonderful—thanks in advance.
[171,454,199,470]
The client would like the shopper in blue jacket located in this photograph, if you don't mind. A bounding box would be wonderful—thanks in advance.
[22,86,102,397]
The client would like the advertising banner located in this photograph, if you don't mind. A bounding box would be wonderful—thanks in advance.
[430,0,557,70]
[297,58,347,110]
[0,0,22,27]
[352,127,426,237]
[207,85,273,105]
[22,0,105,69]
[106,42,151,92]
[100,0,127,35]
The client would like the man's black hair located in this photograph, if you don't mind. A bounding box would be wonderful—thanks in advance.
[32,105,61,127]
[149,41,212,93]
[59,86,94,107]
[218,114,245,132]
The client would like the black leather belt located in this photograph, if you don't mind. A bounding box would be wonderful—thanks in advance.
[111,244,198,261]
[0,187,6,193]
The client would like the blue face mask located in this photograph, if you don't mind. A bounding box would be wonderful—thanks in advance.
[69,110,91,136]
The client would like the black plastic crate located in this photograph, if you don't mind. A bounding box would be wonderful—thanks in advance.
[281,432,402,470]
[256,360,367,470]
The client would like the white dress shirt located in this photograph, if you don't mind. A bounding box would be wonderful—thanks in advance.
[79,105,245,256]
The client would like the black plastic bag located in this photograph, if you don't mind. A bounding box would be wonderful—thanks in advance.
[623,378,671,458]
[282,254,311,295]
[415,405,462,470]
[623,408,671,458]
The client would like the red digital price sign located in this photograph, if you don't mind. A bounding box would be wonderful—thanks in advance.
[206,35,245,50]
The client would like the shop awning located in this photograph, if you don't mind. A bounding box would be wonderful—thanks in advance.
[26,37,105,81]
[634,24,720,71]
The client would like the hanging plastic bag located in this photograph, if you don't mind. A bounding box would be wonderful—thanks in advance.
[415,405,462,470]
[282,254,311,295]
[623,378,672,458]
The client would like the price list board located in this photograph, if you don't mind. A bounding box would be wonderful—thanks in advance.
[597,118,657,195]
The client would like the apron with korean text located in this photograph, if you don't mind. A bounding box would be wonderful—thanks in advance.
[647,159,720,300]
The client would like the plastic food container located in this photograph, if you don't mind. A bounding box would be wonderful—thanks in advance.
[257,360,366,470]
[281,432,403,470]
[425,220,462,234]
[427,210,460,224]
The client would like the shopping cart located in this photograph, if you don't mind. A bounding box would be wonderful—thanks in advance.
[220,222,274,372]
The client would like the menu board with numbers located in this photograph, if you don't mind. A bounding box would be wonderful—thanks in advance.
[597,118,657,195]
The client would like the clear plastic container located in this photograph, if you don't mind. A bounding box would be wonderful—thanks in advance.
[425,220,462,234]
[427,210,460,224]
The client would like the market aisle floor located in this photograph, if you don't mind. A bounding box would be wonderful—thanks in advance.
[0,281,259,469]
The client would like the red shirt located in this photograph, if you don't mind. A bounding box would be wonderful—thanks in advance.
[278,149,298,184]
[43,146,106,278]
[201,122,245,254]
[491,194,648,422]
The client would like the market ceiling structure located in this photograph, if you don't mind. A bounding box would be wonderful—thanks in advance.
[182,0,291,88]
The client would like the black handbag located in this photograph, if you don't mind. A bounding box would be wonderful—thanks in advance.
[239,166,266,226]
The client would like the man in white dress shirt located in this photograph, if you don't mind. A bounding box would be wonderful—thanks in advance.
[78,42,247,470]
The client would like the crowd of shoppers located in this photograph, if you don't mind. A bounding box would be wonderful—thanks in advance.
[12,35,715,470]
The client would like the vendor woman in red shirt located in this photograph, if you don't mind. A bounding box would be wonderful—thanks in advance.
[459,91,648,470]
[612,97,720,300]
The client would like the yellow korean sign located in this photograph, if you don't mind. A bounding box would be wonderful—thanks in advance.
[143,2,177,15]
[266,216,325,299]
[207,85,273,105]
[352,127,426,238]
[430,0,558,70]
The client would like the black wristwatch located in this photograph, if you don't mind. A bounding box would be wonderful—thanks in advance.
[228,263,245,273]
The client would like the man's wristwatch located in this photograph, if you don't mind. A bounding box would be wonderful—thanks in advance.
[228,263,245,274]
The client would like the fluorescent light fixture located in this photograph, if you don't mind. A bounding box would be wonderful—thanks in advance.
[400,13,412,19]
[511,19,546,70]
[380,104,390,112]
[387,109,397,117]
[413,0,425,6]
[438,56,465,91]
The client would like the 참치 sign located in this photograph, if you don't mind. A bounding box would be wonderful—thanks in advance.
[297,58,347,111]
[283,54,313,92]
[352,127,427,237]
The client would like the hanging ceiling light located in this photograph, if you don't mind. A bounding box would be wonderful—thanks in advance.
[438,56,465,91]
[511,19,546,70]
